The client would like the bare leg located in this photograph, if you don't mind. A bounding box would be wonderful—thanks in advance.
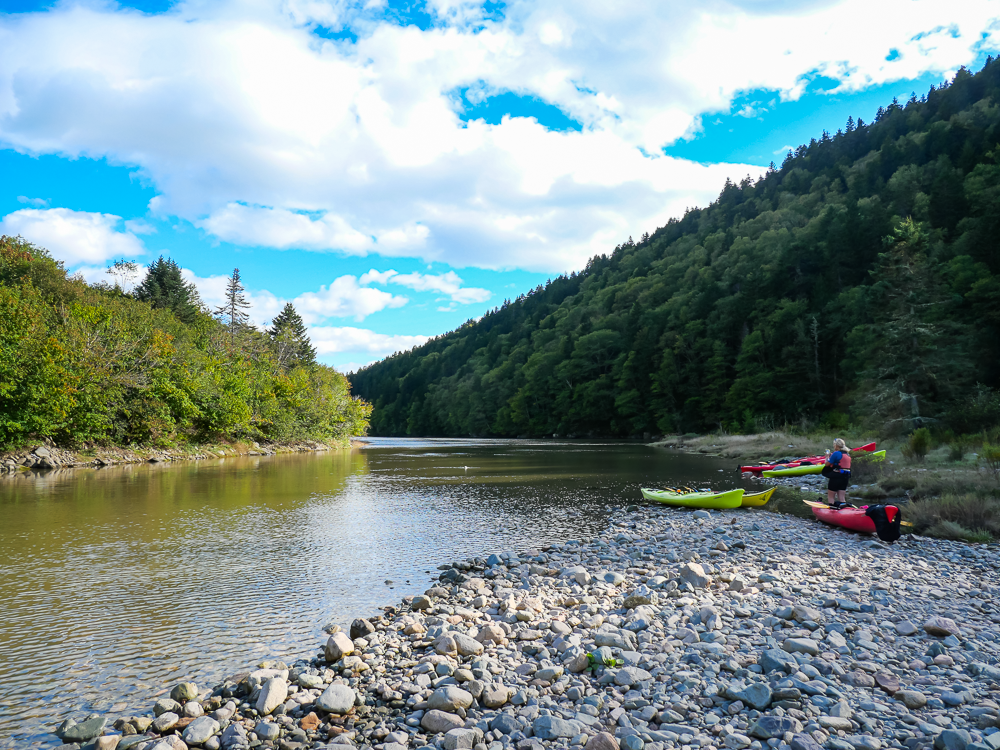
[837,490,847,504]
[828,490,836,504]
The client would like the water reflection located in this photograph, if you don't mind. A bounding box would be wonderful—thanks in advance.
[0,439,736,747]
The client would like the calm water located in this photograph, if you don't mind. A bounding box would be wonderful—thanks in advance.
[0,438,742,747]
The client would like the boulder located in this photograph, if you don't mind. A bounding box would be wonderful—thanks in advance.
[421,710,465,734]
[181,716,221,745]
[325,632,355,662]
[894,690,928,709]
[587,733,620,750]
[924,617,961,637]
[452,632,484,656]
[317,683,357,714]
[532,715,579,740]
[427,686,474,712]
[350,618,376,639]
[749,716,803,740]
[255,677,288,716]
[679,562,711,589]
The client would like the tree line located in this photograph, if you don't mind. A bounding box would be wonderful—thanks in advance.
[0,242,370,449]
[350,58,1000,439]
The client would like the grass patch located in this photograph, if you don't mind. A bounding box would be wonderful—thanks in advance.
[906,493,1000,542]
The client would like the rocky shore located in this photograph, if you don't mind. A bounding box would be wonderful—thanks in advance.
[0,439,348,476]
[49,505,1000,750]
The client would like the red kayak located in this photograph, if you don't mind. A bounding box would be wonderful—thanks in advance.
[809,502,900,537]
[739,442,876,474]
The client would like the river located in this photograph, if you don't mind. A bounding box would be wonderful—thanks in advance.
[0,438,757,747]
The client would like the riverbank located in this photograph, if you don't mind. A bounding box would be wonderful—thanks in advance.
[0,438,355,476]
[649,434,881,465]
[51,502,1000,750]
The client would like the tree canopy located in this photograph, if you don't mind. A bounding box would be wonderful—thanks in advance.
[0,239,370,449]
[351,58,1000,438]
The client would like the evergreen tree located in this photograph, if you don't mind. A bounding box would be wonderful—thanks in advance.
[268,303,317,368]
[134,256,202,323]
[215,268,251,340]
[849,219,970,429]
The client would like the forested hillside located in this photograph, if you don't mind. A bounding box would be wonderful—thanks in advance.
[0,238,370,449]
[352,59,1000,438]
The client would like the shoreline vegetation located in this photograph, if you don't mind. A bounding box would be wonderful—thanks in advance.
[653,432,1000,543]
[0,437,360,477]
[49,502,1000,750]
[0,237,371,456]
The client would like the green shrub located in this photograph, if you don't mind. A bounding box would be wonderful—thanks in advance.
[924,520,993,543]
[979,443,1000,480]
[901,427,933,462]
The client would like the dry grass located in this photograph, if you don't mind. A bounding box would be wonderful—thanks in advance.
[905,493,1000,542]
[655,431,875,463]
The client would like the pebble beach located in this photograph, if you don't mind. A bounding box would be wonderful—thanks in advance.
[49,504,1000,750]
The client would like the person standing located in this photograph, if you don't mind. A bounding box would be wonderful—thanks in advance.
[824,438,852,506]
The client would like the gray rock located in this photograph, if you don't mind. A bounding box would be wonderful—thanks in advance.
[62,717,107,742]
[350,618,376,639]
[255,676,287,715]
[586,733,620,750]
[895,620,918,636]
[749,716,802,739]
[924,617,961,637]
[428,686,474,712]
[170,682,199,702]
[490,714,521,735]
[219,722,249,750]
[621,735,645,750]
[151,711,180,733]
[182,716,221,745]
[532,715,578,740]
[935,730,973,750]
[255,722,281,741]
[153,698,182,716]
[894,690,927,709]
[421,710,466,734]
[316,683,357,714]
[679,563,711,588]
[325,632,354,662]
[452,633,485,657]
[733,682,772,710]
[535,666,564,682]
[790,734,824,750]
[444,728,481,750]
[759,649,797,673]
[613,667,653,686]
[782,638,821,656]
[481,684,511,708]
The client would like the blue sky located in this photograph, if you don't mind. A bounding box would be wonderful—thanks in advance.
[2,0,998,371]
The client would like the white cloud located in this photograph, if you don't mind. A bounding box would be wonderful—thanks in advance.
[181,269,408,325]
[362,268,491,304]
[359,269,399,285]
[0,208,146,265]
[17,196,48,207]
[0,1,997,271]
[308,325,430,356]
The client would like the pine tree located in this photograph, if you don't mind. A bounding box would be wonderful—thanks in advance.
[850,219,970,429]
[269,302,317,368]
[215,268,251,340]
[134,256,202,323]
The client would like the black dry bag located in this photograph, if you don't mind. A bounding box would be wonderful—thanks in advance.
[865,504,902,543]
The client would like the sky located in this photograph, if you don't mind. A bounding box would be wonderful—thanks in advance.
[2,0,999,372]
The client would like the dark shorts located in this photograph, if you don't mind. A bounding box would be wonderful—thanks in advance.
[828,471,850,492]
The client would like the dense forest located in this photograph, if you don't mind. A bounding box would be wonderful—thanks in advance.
[352,59,1000,439]
[0,239,370,449]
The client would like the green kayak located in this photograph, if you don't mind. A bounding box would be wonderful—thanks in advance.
[640,488,745,509]
[762,450,886,477]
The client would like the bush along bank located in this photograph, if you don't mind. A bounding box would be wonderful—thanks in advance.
[52,504,1000,750]
[1,438,349,476]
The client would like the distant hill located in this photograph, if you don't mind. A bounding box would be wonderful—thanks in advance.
[351,59,1000,438]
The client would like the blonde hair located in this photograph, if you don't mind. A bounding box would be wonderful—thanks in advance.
[833,438,848,452]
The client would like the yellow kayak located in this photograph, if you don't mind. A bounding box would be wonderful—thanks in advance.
[640,488,744,509]
[740,487,775,507]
